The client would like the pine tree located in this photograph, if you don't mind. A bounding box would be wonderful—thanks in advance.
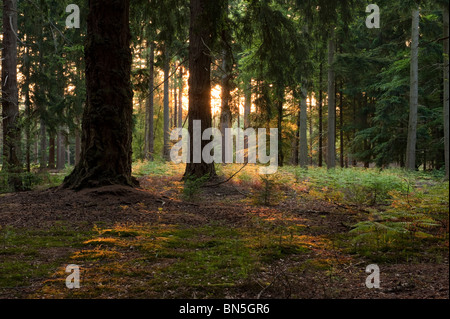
[64,0,135,189]
[327,29,336,169]
[184,0,225,179]
[2,0,22,190]
[443,6,449,179]
[163,47,171,161]
[406,8,420,171]
[299,85,308,168]
[145,42,155,161]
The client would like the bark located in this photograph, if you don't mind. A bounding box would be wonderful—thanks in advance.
[443,7,449,180]
[309,98,313,166]
[75,128,81,166]
[362,94,371,168]
[67,145,71,167]
[184,0,217,179]
[145,42,155,161]
[293,104,300,166]
[318,63,323,167]
[174,65,178,129]
[277,96,284,167]
[37,39,47,170]
[24,47,32,173]
[339,88,344,168]
[56,128,66,170]
[406,8,420,171]
[327,30,336,169]
[34,140,39,165]
[244,81,251,163]
[352,96,357,167]
[299,87,308,168]
[39,120,47,169]
[48,134,56,169]
[2,0,22,189]
[178,66,183,128]
[220,48,233,164]
[63,0,135,190]
[244,82,251,129]
[163,48,171,160]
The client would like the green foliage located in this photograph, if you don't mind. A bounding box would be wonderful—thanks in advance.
[251,174,284,206]
[132,160,168,177]
[334,1,447,169]
[182,174,210,201]
[349,182,449,262]
[289,167,409,206]
[0,168,72,194]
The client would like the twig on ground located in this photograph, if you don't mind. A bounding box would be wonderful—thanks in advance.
[257,271,283,299]
[203,163,248,188]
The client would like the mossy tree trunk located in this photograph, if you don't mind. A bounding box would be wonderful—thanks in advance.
[63,0,135,190]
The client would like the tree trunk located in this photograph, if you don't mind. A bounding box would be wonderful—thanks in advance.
[220,47,233,164]
[183,0,217,179]
[352,96,357,167]
[339,88,344,168]
[39,120,47,169]
[299,86,308,168]
[178,66,183,128]
[145,42,155,161]
[293,105,300,166]
[2,0,22,189]
[362,94,371,168]
[406,8,420,171]
[309,97,313,166]
[56,128,66,170]
[318,63,323,167]
[48,134,56,169]
[24,47,32,173]
[244,80,251,163]
[244,82,251,129]
[63,0,135,190]
[163,48,171,160]
[174,64,178,129]
[34,140,39,165]
[75,128,81,166]
[67,145,71,167]
[327,30,336,169]
[443,7,449,180]
[277,96,284,167]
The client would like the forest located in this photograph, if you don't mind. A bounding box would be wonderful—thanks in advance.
[0,0,448,301]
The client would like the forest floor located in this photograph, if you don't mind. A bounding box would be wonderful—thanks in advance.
[0,163,448,299]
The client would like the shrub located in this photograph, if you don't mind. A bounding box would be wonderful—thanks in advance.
[251,174,284,206]
[182,174,209,201]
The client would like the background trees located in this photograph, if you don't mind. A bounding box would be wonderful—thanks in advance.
[0,0,448,190]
